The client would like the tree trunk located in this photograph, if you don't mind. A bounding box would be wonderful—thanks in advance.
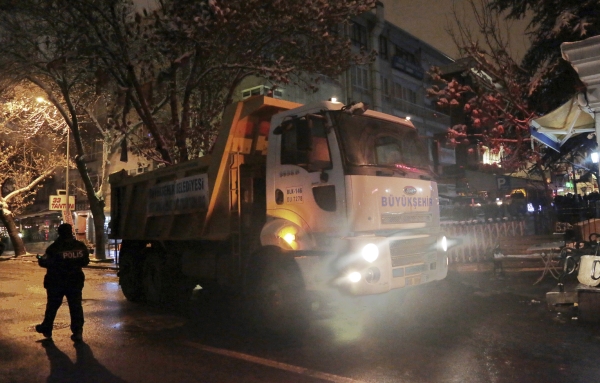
[0,209,26,256]
[74,157,107,260]
[89,197,106,260]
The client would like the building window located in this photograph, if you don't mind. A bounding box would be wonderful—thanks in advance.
[379,35,388,60]
[406,88,417,104]
[381,76,390,98]
[394,45,418,65]
[393,82,402,99]
[351,22,368,48]
[86,140,103,162]
[128,165,149,176]
[351,66,369,91]
[393,82,417,104]
[241,85,283,99]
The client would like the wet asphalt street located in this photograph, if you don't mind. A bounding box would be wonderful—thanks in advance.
[1,256,600,383]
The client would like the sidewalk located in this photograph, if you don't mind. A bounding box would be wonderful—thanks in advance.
[0,242,118,270]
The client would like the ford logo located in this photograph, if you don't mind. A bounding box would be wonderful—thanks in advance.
[404,186,417,195]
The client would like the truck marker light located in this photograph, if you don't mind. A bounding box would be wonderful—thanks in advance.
[348,271,362,283]
[361,243,379,263]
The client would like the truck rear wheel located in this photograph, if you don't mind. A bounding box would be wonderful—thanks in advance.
[244,246,310,337]
[118,243,145,302]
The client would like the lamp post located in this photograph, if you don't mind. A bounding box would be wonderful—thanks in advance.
[37,96,72,228]
[65,127,70,225]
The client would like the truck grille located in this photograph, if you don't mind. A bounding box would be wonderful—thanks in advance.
[391,254,425,267]
[389,238,435,278]
[381,213,432,225]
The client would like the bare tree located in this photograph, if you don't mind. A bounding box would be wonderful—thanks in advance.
[0,0,376,257]
[0,86,64,256]
[428,0,551,186]
[0,2,130,259]
[65,0,376,164]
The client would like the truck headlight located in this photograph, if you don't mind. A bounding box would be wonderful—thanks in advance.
[348,271,362,283]
[361,243,379,263]
[441,236,448,252]
[282,233,295,245]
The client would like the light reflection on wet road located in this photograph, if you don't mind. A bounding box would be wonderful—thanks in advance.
[2,259,600,382]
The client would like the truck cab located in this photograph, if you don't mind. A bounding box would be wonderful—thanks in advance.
[261,101,448,296]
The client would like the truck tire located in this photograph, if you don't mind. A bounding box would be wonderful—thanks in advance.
[163,253,195,313]
[244,246,310,337]
[142,251,166,305]
[118,244,145,302]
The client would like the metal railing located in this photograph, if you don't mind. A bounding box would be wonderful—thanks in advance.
[442,219,526,263]
[441,203,600,263]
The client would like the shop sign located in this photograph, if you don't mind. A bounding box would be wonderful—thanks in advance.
[49,195,75,211]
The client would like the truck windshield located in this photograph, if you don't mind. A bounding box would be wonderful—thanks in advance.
[333,113,431,172]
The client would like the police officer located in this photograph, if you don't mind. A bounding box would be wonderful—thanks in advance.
[36,223,90,342]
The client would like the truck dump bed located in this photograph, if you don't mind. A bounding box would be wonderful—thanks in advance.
[109,96,300,241]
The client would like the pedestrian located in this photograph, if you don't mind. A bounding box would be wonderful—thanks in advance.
[35,223,90,342]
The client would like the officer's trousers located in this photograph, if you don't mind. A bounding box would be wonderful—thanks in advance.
[41,285,84,334]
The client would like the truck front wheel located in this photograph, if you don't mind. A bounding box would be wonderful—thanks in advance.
[244,246,310,337]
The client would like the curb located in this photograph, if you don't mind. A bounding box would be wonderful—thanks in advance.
[449,262,549,274]
[0,252,118,270]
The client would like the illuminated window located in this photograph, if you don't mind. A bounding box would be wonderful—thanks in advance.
[241,86,283,99]
[482,146,503,165]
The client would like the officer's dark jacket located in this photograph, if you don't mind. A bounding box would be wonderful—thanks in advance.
[38,237,90,289]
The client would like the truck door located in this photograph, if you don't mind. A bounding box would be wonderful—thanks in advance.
[267,113,345,236]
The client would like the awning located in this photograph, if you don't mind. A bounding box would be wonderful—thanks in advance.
[530,95,595,152]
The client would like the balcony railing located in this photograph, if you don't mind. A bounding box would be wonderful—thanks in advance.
[389,98,451,127]
[392,56,425,79]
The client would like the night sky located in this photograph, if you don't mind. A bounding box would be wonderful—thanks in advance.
[382,0,531,61]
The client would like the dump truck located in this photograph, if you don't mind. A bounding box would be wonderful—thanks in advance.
[109,95,449,333]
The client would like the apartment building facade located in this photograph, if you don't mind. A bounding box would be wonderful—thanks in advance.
[237,2,454,148]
